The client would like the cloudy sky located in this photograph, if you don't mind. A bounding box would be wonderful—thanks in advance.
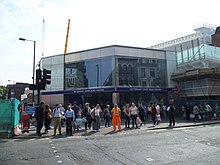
[0,0,219,86]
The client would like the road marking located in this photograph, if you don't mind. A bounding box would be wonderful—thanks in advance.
[146,158,154,161]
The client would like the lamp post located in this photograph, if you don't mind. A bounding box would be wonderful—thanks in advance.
[19,38,36,105]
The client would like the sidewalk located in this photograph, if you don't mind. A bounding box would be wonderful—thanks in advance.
[13,118,220,139]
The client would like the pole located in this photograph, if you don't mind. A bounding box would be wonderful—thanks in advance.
[33,41,36,105]
[37,90,40,106]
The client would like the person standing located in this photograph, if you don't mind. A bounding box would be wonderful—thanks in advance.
[59,104,65,127]
[103,104,111,127]
[193,104,200,122]
[155,104,161,125]
[72,102,80,119]
[123,103,130,128]
[35,102,44,136]
[111,104,121,131]
[151,104,157,125]
[65,105,75,136]
[44,104,52,134]
[83,102,92,130]
[162,104,167,118]
[53,104,63,136]
[129,103,139,129]
[138,104,146,126]
[167,103,175,127]
[91,104,102,132]
[185,103,190,121]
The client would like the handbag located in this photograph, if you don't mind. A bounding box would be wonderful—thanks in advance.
[82,117,87,123]
[136,117,142,125]
[156,114,161,122]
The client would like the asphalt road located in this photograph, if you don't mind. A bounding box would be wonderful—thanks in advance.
[0,124,220,165]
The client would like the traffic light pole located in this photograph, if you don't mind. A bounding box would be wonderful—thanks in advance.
[37,89,40,106]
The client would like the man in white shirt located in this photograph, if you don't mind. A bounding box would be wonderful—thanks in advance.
[65,105,75,136]
[53,104,63,136]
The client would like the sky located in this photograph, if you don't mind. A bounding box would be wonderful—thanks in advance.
[0,0,219,86]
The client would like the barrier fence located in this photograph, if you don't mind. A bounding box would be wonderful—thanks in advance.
[0,98,20,137]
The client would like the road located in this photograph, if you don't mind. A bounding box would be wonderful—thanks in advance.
[0,124,220,165]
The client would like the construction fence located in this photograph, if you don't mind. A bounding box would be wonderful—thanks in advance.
[0,98,20,137]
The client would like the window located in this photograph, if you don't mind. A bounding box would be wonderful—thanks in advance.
[150,68,155,78]
[141,68,146,77]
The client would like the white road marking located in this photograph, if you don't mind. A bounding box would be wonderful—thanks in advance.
[146,158,154,161]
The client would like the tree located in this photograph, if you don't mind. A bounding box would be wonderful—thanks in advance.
[0,85,8,99]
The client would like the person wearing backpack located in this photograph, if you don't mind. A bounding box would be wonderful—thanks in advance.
[167,103,175,127]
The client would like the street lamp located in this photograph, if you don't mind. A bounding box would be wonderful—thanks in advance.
[19,38,36,105]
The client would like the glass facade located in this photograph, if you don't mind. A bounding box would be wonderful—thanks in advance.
[117,56,167,87]
[177,44,220,65]
[65,57,114,89]
[65,55,167,90]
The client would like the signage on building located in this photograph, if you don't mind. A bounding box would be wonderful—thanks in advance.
[42,87,174,95]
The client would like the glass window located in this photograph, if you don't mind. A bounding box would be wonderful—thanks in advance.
[182,49,188,63]
[65,55,167,89]
[141,68,146,78]
[150,68,155,78]
[65,57,114,89]
[117,56,166,87]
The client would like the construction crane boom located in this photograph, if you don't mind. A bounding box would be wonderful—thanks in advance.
[64,19,70,54]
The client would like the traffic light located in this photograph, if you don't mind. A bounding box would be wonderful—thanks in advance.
[36,69,43,90]
[42,68,51,90]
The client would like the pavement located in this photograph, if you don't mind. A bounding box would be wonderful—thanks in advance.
[11,117,220,139]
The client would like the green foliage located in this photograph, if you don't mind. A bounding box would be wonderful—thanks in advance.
[0,85,8,99]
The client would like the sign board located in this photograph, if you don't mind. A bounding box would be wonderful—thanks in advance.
[25,106,35,114]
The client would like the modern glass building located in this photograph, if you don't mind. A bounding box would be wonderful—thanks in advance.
[41,45,176,107]
[150,23,220,105]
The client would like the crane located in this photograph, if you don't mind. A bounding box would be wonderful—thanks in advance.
[64,19,70,54]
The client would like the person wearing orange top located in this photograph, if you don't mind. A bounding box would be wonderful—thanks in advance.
[111,104,121,131]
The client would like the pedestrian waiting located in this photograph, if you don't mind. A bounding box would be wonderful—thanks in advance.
[52,104,63,136]
[111,104,121,131]
[65,105,75,136]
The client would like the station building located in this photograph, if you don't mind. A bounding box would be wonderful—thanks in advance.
[150,24,220,106]
[41,45,176,107]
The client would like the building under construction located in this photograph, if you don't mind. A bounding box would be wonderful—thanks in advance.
[150,23,220,105]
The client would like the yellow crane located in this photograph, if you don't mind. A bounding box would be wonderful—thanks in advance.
[64,19,70,54]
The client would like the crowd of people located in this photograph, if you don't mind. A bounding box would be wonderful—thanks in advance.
[34,101,177,137]
[181,102,220,122]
